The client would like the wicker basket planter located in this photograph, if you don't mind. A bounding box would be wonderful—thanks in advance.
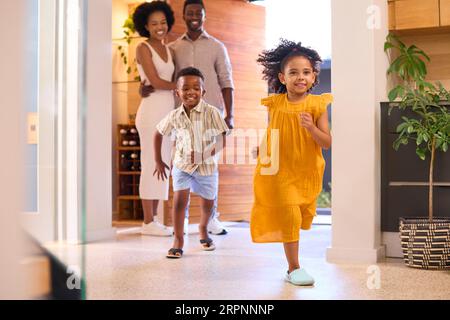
[400,217,450,270]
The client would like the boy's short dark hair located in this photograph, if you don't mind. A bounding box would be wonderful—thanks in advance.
[176,67,205,81]
[183,0,206,14]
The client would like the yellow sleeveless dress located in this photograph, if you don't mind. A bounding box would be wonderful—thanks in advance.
[250,93,333,243]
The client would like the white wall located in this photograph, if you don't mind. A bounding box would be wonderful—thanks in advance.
[0,0,28,299]
[327,0,389,263]
[85,0,116,241]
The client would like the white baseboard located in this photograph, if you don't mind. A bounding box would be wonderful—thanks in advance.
[85,227,116,243]
[326,245,386,264]
[381,232,402,258]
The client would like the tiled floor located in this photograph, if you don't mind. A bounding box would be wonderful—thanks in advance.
[46,222,450,300]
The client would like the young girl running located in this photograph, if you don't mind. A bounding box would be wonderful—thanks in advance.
[251,39,333,286]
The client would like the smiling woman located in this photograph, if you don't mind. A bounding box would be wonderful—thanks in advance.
[133,1,177,236]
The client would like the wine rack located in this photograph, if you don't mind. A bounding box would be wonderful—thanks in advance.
[116,124,143,220]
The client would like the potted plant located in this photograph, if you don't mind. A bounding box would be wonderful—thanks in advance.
[384,33,450,270]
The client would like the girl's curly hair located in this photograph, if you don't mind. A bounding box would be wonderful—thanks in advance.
[257,39,322,94]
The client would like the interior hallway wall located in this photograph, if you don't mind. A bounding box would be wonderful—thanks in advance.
[327,0,388,263]
[0,0,28,299]
[85,0,116,241]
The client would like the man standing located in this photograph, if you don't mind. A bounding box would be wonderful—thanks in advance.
[141,0,234,235]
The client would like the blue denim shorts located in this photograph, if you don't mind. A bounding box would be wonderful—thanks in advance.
[171,166,218,200]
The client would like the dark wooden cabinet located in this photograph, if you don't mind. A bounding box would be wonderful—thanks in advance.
[380,102,450,232]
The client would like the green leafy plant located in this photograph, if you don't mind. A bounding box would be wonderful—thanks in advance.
[116,13,140,81]
[384,33,450,221]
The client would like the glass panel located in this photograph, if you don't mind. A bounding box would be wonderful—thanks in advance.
[19,0,88,299]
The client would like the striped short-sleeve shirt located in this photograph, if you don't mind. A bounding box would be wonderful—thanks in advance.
[156,100,230,176]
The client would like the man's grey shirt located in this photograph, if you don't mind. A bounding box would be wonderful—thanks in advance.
[169,31,234,111]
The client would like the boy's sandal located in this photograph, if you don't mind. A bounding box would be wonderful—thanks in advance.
[166,248,183,259]
[200,238,216,251]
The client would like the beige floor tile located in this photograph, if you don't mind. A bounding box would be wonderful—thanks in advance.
[46,223,450,300]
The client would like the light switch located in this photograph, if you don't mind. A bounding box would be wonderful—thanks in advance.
[27,112,38,144]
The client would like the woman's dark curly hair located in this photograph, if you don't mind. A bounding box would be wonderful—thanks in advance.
[257,39,322,94]
[133,1,175,38]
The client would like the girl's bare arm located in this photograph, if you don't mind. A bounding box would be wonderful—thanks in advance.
[302,110,331,150]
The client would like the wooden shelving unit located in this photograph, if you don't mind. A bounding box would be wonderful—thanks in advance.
[388,0,450,33]
[116,124,143,220]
